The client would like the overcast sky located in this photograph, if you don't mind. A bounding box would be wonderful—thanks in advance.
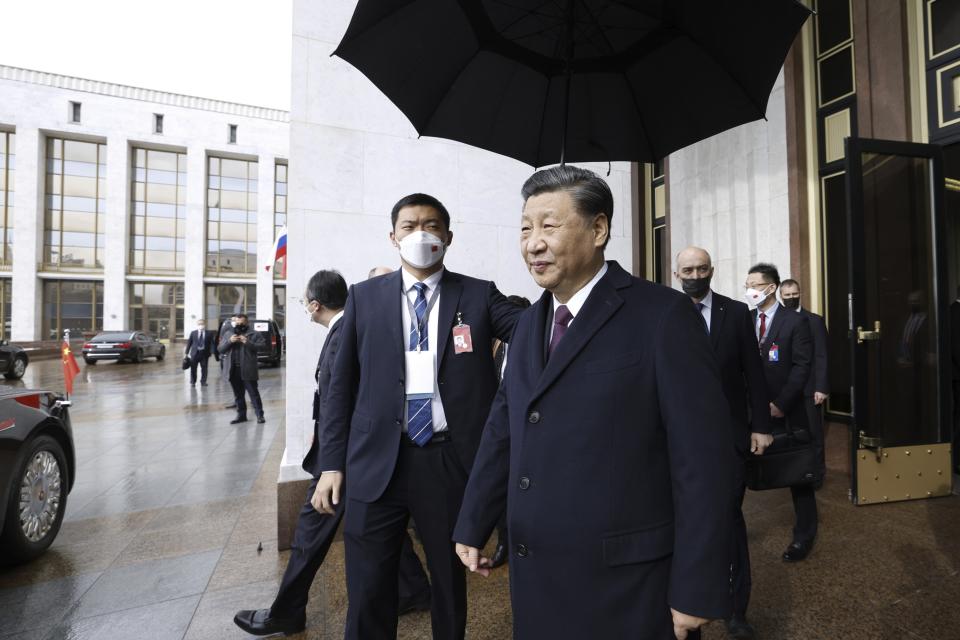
[0,0,293,110]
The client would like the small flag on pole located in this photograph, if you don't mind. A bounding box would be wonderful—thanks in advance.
[61,338,80,395]
[266,227,288,279]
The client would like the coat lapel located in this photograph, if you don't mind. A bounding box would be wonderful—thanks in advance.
[436,271,463,364]
[709,292,725,350]
[529,289,553,377]
[765,303,788,345]
[382,270,405,363]
[529,263,627,404]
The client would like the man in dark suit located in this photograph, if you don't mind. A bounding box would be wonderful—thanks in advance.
[746,264,815,562]
[454,166,734,640]
[218,313,266,424]
[234,270,431,636]
[675,246,770,640]
[311,194,521,640]
[781,279,829,480]
[184,319,217,386]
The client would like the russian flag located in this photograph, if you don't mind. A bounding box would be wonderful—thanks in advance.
[267,227,288,278]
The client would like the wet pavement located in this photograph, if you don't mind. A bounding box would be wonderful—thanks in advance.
[1,357,959,639]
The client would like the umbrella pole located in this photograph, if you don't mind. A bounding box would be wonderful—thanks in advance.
[560,0,574,167]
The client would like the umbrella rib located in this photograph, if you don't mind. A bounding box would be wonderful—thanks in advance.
[489,0,562,34]
[621,69,657,161]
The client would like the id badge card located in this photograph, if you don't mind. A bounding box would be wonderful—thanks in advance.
[768,344,779,362]
[405,350,435,398]
[452,324,473,354]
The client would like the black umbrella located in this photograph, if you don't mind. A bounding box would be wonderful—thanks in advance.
[334,0,810,167]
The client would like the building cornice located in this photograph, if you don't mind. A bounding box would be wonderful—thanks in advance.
[0,65,289,123]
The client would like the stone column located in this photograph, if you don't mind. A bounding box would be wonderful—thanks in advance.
[11,127,43,341]
[183,146,207,336]
[256,155,276,319]
[102,138,130,331]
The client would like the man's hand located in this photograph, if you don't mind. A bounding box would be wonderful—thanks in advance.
[455,543,491,577]
[310,471,343,514]
[750,432,774,455]
[230,334,240,343]
[814,391,828,406]
[238,335,247,344]
[769,402,784,418]
[671,609,708,639]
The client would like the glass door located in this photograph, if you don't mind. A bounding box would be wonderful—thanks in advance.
[846,138,953,505]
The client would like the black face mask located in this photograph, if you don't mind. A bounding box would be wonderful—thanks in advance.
[681,277,711,299]
[782,297,800,310]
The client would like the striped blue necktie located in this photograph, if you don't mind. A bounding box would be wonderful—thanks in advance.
[407,282,433,446]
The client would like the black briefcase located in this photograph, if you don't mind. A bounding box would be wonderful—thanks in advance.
[181,356,191,370]
[745,423,821,491]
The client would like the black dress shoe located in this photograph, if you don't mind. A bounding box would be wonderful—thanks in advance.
[782,541,812,562]
[230,416,248,424]
[398,590,431,616]
[489,540,508,568]
[257,415,266,424]
[225,402,236,409]
[200,382,207,386]
[725,616,756,639]
[233,608,305,636]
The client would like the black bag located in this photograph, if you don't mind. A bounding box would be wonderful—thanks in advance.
[181,356,192,370]
[745,421,821,491]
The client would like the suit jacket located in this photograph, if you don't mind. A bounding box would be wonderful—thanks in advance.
[799,308,829,396]
[707,292,770,453]
[186,329,217,361]
[217,327,264,381]
[753,304,812,431]
[453,262,735,638]
[302,318,343,477]
[317,268,520,503]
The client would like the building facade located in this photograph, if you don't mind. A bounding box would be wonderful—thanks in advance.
[0,66,289,343]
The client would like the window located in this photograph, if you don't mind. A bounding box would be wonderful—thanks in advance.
[206,156,258,275]
[41,279,103,340]
[228,124,238,144]
[649,160,668,285]
[205,284,256,328]
[273,285,286,332]
[44,137,106,270]
[129,282,184,340]
[274,162,287,280]
[154,114,164,134]
[69,101,81,124]
[0,131,13,269]
[130,148,186,274]
[0,278,10,340]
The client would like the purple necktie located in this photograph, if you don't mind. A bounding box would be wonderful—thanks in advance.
[548,305,573,358]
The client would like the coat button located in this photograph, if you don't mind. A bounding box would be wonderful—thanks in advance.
[519,477,530,490]
[528,411,540,424]
[395,418,402,425]
[516,543,528,558]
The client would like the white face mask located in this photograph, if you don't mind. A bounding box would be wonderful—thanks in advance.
[744,286,773,308]
[398,231,446,269]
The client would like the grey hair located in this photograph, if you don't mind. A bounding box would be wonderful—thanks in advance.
[521,165,613,248]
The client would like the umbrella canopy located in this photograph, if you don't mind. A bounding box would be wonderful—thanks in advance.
[334,0,810,167]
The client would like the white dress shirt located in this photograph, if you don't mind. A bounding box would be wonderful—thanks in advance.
[328,310,344,331]
[400,267,448,433]
[697,290,714,332]
[755,300,779,342]
[549,262,609,342]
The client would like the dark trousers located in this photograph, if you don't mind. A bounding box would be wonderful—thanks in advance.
[731,474,751,618]
[343,439,468,640]
[189,354,209,384]
[270,476,430,618]
[229,366,263,419]
[790,484,818,544]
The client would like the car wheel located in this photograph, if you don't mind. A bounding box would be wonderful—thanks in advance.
[0,435,68,566]
[84,358,96,365]
[133,349,143,364]
[156,347,165,361]
[4,356,27,380]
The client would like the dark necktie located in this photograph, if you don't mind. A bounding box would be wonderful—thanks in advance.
[696,302,708,333]
[758,312,767,351]
[548,305,573,358]
[407,282,433,446]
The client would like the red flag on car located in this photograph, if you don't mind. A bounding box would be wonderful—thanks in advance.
[61,339,80,395]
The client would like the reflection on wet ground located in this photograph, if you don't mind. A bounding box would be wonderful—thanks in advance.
[1,359,959,639]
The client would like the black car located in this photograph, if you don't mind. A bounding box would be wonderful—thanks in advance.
[251,319,283,367]
[0,339,28,380]
[0,388,75,565]
[81,331,166,364]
